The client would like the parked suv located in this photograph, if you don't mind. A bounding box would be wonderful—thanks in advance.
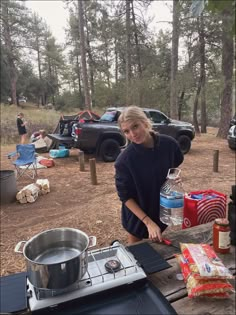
[230,113,236,128]
[227,126,236,150]
[102,107,195,154]
[18,96,27,103]
[228,114,236,150]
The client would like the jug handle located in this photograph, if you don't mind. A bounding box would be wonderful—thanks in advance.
[167,168,181,179]
[14,241,26,254]
[88,236,97,248]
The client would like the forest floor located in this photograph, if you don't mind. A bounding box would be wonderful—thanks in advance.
[0,127,235,276]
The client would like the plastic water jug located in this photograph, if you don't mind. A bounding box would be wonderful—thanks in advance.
[160,168,185,226]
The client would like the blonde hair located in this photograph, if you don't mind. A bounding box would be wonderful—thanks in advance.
[118,106,152,130]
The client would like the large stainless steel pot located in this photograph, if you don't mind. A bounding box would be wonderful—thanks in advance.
[15,228,96,290]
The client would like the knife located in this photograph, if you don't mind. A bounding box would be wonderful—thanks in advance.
[162,238,180,250]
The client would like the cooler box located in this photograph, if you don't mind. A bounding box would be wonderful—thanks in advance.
[49,149,69,158]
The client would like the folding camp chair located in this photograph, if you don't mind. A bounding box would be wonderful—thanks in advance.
[7,144,37,180]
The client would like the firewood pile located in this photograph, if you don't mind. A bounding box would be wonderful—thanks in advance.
[16,179,50,204]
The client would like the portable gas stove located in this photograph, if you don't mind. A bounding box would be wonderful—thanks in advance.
[28,242,147,312]
[1,242,177,315]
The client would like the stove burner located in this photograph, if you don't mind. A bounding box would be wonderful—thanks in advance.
[105,259,121,273]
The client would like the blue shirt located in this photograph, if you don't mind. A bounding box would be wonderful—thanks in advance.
[115,133,184,239]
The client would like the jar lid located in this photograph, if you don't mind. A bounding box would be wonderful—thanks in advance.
[215,218,229,226]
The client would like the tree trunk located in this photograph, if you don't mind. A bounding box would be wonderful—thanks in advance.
[75,52,84,109]
[170,0,180,119]
[198,15,207,133]
[178,90,185,120]
[84,11,95,107]
[2,2,18,105]
[115,38,118,84]
[36,36,43,107]
[125,0,132,105]
[77,0,91,110]
[10,69,17,106]
[131,0,143,106]
[105,40,110,88]
[217,9,234,139]
[193,73,201,134]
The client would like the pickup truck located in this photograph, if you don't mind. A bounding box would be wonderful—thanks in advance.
[71,107,195,162]
[72,120,127,162]
[48,107,195,162]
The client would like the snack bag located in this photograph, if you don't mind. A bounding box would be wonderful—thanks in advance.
[179,243,234,279]
[176,254,234,298]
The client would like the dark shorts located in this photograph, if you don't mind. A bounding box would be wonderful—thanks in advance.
[18,130,27,135]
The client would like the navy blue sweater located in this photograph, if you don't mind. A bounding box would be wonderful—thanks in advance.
[115,133,184,239]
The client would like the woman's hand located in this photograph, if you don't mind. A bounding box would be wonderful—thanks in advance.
[143,217,162,242]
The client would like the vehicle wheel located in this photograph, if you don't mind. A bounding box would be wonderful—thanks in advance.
[100,139,121,162]
[229,144,236,151]
[177,135,191,154]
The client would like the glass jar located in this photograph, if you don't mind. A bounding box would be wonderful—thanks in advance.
[213,218,230,254]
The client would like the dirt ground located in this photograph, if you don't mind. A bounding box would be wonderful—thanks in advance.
[0,128,235,277]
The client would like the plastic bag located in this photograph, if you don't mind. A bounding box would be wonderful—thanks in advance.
[175,253,234,298]
[183,189,227,229]
[179,243,233,279]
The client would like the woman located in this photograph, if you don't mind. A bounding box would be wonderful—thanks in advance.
[114,106,184,244]
[16,112,27,144]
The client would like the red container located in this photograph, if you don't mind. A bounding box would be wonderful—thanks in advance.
[213,218,230,254]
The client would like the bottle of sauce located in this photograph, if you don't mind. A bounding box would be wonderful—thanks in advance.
[213,218,230,254]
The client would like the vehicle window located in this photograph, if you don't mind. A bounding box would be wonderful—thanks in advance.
[100,111,118,122]
[148,111,167,123]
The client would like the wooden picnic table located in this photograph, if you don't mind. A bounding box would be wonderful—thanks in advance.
[146,222,235,315]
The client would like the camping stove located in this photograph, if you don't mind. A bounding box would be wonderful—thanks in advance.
[28,242,147,312]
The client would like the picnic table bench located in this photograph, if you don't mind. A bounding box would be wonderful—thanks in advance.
[146,222,235,315]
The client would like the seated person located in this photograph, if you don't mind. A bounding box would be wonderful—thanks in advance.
[30,130,46,142]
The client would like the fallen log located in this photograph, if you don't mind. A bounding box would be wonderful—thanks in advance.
[16,190,25,200]
[19,197,27,204]
[26,193,38,203]
[36,179,50,192]
[16,180,49,204]
[23,183,40,197]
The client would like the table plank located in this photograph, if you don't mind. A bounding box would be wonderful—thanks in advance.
[150,222,214,260]
[171,293,235,315]
[148,258,187,302]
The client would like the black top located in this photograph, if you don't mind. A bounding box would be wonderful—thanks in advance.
[17,117,27,135]
[115,133,184,239]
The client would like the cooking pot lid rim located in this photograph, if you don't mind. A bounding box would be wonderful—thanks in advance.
[23,227,89,262]
[26,227,89,241]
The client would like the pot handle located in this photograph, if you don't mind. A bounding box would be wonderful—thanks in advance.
[88,236,97,248]
[14,241,26,254]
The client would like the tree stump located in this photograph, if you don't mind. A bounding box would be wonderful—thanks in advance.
[213,150,219,172]
[78,151,85,171]
[89,158,97,185]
